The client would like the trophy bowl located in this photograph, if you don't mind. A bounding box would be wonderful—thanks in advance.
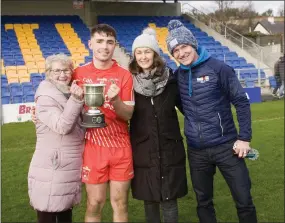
[80,83,107,128]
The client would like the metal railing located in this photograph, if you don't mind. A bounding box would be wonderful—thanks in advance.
[235,68,272,87]
[181,3,266,69]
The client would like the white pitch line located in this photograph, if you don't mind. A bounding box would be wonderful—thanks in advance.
[252,117,284,123]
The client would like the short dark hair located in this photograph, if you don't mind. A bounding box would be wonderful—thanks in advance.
[90,24,117,39]
[129,52,166,75]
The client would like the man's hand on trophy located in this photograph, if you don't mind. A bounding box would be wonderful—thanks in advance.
[70,80,84,101]
[107,84,120,102]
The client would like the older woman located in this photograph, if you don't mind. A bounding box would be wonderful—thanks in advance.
[28,54,85,223]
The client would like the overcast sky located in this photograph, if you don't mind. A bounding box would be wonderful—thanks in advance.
[182,1,284,16]
[128,1,284,16]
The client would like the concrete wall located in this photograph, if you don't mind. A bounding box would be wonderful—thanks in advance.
[2,0,87,21]
[88,2,180,27]
[2,0,181,27]
[91,2,180,16]
[258,45,283,69]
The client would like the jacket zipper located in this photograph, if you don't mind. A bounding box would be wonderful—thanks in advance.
[151,96,165,199]
[218,112,224,136]
[192,80,203,147]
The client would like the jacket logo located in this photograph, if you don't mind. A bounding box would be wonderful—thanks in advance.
[197,76,209,83]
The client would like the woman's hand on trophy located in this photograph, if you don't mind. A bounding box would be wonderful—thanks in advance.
[70,80,84,101]
[107,84,120,102]
[31,106,38,124]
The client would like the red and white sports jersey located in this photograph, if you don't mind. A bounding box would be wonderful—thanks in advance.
[73,60,135,148]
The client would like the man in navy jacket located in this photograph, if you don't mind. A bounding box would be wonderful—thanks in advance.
[166,20,257,223]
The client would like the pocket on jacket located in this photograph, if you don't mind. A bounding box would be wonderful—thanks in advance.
[51,149,61,170]
[162,133,184,141]
[132,136,151,168]
[132,135,149,144]
[164,137,186,166]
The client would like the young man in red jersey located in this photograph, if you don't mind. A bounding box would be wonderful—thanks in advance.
[73,24,135,222]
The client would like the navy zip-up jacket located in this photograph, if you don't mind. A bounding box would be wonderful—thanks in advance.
[175,47,252,149]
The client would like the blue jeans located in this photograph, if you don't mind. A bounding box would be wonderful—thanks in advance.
[188,140,257,223]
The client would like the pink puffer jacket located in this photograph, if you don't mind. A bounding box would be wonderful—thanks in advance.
[28,80,85,212]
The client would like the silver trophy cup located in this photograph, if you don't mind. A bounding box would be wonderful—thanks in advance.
[80,83,107,128]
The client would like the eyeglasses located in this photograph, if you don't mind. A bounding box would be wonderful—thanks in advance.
[50,69,72,75]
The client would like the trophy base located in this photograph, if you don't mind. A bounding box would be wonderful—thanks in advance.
[80,122,107,128]
[80,111,107,128]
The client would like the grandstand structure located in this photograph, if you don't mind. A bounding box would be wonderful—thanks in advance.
[1,0,274,105]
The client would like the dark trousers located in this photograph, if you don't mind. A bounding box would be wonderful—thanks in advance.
[188,140,257,223]
[144,199,178,223]
[37,208,72,223]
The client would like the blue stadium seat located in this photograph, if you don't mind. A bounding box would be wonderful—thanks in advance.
[30,73,41,78]
[31,78,42,86]
[1,83,9,94]
[260,71,266,79]
[33,83,40,92]
[11,95,23,104]
[1,75,8,84]
[24,91,35,103]
[245,79,255,88]
[9,83,22,96]
[22,82,34,95]
[31,74,43,86]
[1,94,10,104]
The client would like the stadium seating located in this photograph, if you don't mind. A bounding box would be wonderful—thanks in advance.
[9,83,22,96]
[2,92,11,105]
[98,15,267,83]
[22,82,33,95]
[1,75,8,84]
[1,15,268,104]
[245,79,255,88]
[23,91,35,103]
[11,94,23,104]
[1,15,92,103]
[1,83,9,94]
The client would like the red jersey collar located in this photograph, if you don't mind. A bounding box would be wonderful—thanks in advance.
[89,59,118,71]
